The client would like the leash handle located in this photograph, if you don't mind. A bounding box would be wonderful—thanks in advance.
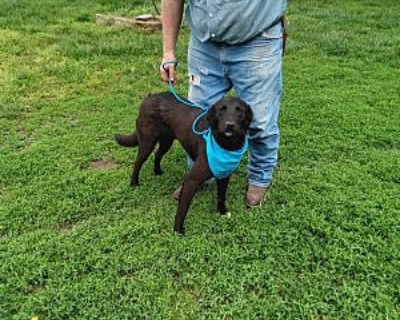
[162,60,178,71]
[162,60,178,82]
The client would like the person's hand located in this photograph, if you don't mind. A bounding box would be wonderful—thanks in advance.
[160,51,178,83]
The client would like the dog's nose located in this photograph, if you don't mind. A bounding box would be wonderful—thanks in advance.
[225,121,235,129]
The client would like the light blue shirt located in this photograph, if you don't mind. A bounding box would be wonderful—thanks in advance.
[186,0,287,44]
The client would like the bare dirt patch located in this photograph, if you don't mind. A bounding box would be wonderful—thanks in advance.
[90,159,117,170]
[59,219,74,234]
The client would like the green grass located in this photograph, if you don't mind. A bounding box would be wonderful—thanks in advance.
[0,0,399,319]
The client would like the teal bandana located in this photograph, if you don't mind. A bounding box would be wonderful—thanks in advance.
[202,129,248,180]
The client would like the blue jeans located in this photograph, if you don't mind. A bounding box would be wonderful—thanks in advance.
[187,23,284,187]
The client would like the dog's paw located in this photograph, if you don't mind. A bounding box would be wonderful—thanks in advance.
[173,227,185,236]
[218,204,227,215]
[130,181,139,188]
[221,211,231,219]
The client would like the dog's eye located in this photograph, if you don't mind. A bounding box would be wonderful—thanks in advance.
[235,106,243,113]
[220,105,227,111]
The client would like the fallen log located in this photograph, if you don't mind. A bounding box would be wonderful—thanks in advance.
[96,14,161,31]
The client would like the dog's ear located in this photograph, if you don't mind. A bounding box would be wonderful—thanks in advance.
[243,102,253,129]
[206,105,218,129]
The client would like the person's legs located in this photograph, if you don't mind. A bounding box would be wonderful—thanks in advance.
[174,35,231,200]
[226,23,284,204]
[187,35,233,165]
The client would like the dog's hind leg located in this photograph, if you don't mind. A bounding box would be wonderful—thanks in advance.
[154,135,174,175]
[130,136,157,187]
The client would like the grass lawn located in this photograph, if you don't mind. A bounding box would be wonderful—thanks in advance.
[1,0,399,319]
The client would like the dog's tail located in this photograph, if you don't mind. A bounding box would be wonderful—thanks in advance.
[114,133,138,147]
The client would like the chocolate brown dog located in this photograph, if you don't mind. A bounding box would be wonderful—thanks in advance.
[115,92,252,234]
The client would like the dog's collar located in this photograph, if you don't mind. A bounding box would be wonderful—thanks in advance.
[203,130,248,179]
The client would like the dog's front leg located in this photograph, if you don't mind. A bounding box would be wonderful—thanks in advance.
[174,160,212,234]
[216,177,230,215]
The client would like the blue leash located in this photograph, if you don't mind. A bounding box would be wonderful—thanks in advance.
[168,79,209,136]
[162,60,209,136]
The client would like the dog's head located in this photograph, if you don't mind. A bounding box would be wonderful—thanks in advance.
[207,97,253,138]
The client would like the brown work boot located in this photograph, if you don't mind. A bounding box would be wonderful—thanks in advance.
[245,185,269,208]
